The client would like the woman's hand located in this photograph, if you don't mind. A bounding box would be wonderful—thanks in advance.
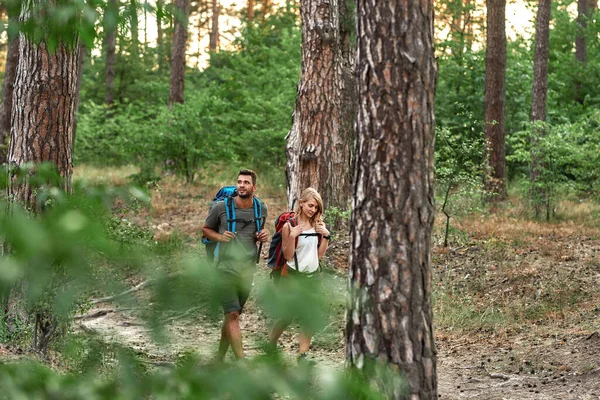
[315,221,330,237]
[289,223,304,239]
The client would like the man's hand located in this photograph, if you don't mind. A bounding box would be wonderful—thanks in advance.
[256,229,269,243]
[220,231,236,242]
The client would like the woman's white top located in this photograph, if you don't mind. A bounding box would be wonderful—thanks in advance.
[287,227,320,273]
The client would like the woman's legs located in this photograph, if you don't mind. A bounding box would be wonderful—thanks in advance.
[298,328,312,354]
[269,319,290,346]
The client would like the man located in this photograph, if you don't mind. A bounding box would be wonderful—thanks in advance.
[202,169,269,361]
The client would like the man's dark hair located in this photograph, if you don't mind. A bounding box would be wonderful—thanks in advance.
[238,169,257,185]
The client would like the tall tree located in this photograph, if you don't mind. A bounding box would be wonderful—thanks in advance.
[345,0,437,398]
[104,0,118,106]
[483,0,507,200]
[128,0,139,58]
[169,0,190,106]
[0,4,19,164]
[575,0,591,104]
[156,0,165,70]
[262,0,271,17]
[530,0,551,219]
[285,0,355,210]
[209,0,219,52]
[8,3,82,207]
[247,0,254,20]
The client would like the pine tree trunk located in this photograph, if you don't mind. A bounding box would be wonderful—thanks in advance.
[169,0,190,106]
[575,0,590,104]
[104,0,117,106]
[8,36,80,208]
[262,0,271,17]
[0,35,19,164]
[530,0,551,219]
[209,0,219,52]
[484,0,507,200]
[157,0,165,70]
[285,0,355,210]
[129,0,139,58]
[73,43,85,143]
[247,0,254,20]
[345,0,437,398]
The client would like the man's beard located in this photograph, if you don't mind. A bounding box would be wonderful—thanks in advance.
[238,192,252,199]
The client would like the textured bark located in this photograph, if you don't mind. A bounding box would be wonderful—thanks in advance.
[104,0,117,106]
[209,0,219,52]
[575,0,590,104]
[285,0,355,210]
[247,0,254,20]
[262,0,272,17]
[73,43,85,143]
[530,0,551,218]
[576,0,589,64]
[157,0,165,70]
[8,35,80,208]
[129,0,139,58]
[346,0,437,398]
[483,0,507,200]
[0,36,19,164]
[169,0,190,106]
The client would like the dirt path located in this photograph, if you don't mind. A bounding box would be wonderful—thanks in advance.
[88,175,600,398]
[79,271,600,399]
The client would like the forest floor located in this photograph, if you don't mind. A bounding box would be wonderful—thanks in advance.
[6,169,600,399]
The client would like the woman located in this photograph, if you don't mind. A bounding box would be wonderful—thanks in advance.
[268,188,331,362]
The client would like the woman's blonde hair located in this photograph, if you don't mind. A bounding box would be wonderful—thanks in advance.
[295,187,324,227]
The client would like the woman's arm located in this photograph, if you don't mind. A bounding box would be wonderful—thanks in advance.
[282,223,295,261]
[315,220,330,259]
[317,236,329,259]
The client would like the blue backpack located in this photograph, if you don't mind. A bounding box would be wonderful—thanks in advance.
[201,186,265,261]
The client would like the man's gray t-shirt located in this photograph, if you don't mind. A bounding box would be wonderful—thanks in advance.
[204,199,268,277]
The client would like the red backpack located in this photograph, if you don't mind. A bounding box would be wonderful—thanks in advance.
[266,211,321,277]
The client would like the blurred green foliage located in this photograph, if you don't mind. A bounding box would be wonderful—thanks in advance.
[0,165,397,398]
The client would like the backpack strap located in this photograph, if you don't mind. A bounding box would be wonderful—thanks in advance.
[253,197,265,264]
[225,196,237,233]
[215,196,237,260]
[253,197,264,233]
[289,218,299,273]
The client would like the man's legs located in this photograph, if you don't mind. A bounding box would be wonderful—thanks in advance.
[217,321,230,361]
[216,270,252,360]
[224,311,244,359]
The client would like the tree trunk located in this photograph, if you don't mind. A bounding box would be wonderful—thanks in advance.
[530,0,551,219]
[483,0,507,200]
[169,0,190,106]
[129,0,139,58]
[104,0,118,106]
[209,0,219,52]
[8,32,80,208]
[0,33,19,164]
[247,0,254,20]
[575,0,590,104]
[143,0,148,45]
[73,43,86,144]
[157,0,165,70]
[285,0,355,211]
[346,0,438,398]
[262,0,271,17]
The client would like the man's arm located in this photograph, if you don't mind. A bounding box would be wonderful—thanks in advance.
[202,203,235,242]
[201,225,235,242]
